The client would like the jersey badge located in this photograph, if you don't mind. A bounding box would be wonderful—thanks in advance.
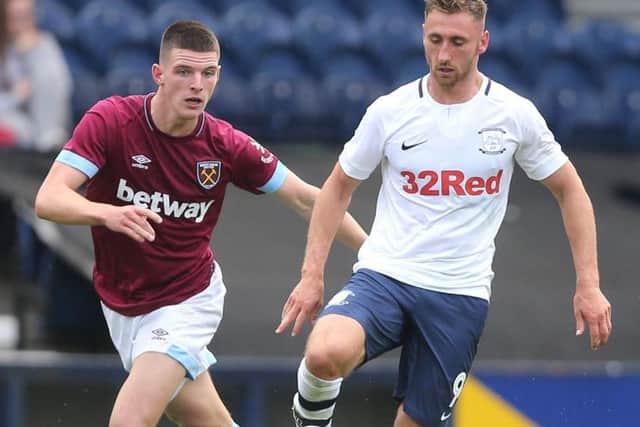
[131,154,152,170]
[478,128,506,155]
[197,160,222,190]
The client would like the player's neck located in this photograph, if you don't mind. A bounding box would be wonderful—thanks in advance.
[427,70,483,105]
[150,94,199,138]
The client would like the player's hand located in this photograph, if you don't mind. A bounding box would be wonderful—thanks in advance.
[574,286,612,350]
[103,205,163,242]
[276,277,324,337]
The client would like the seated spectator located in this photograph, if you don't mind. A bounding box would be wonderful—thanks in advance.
[0,0,72,152]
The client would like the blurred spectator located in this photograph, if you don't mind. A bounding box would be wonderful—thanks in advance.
[0,0,72,152]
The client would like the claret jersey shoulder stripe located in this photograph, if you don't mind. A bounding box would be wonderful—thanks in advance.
[339,74,567,300]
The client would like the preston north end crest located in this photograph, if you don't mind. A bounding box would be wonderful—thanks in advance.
[197,160,221,190]
[478,128,507,155]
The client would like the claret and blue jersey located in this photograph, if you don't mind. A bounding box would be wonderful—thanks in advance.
[56,93,288,315]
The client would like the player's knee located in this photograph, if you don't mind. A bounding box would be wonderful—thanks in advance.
[166,397,233,427]
[109,409,155,427]
[305,340,355,379]
[394,404,423,427]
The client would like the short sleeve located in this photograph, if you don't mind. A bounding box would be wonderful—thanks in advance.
[338,100,386,180]
[515,100,568,181]
[57,99,115,178]
[229,130,280,194]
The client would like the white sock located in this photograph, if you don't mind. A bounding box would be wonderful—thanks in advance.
[293,358,342,426]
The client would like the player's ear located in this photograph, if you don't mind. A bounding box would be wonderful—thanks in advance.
[152,63,163,85]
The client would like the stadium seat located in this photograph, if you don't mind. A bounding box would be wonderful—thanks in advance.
[220,1,292,69]
[500,18,570,85]
[342,0,418,18]
[361,7,423,81]
[571,20,633,80]
[292,2,362,72]
[74,0,149,73]
[36,0,75,43]
[393,53,428,87]
[248,50,330,141]
[208,58,262,135]
[63,47,103,122]
[533,59,598,138]
[625,110,640,149]
[147,0,218,45]
[559,89,624,149]
[479,54,527,96]
[103,49,156,97]
[268,0,308,16]
[321,52,389,141]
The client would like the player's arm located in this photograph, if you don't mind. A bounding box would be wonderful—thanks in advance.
[542,161,612,350]
[276,163,362,336]
[35,161,162,242]
[273,166,367,252]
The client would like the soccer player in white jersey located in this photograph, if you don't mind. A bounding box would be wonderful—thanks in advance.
[34,21,367,427]
[276,1,612,426]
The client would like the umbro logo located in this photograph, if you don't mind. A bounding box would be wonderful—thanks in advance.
[131,154,152,170]
[152,328,168,337]
[401,140,428,151]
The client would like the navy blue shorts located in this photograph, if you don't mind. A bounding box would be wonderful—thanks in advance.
[321,269,489,427]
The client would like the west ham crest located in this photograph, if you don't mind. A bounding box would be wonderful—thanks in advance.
[197,160,221,190]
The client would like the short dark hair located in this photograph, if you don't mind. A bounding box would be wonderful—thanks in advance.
[159,20,220,62]
[424,0,487,22]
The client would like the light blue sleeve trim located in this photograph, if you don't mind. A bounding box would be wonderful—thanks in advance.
[56,149,100,178]
[258,161,289,193]
[167,344,217,380]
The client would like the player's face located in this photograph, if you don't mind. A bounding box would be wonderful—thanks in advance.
[422,10,488,89]
[153,48,220,121]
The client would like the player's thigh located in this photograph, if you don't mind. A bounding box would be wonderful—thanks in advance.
[394,290,488,427]
[110,352,186,427]
[165,370,232,427]
[393,404,422,427]
[308,269,406,376]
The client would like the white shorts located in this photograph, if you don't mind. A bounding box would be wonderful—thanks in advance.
[101,261,226,380]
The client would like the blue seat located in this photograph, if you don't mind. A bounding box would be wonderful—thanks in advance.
[533,60,598,138]
[501,18,570,85]
[221,1,292,69]
[63,47,103,122]
[393,54,428,87]
[342,0,416,18]
[479,54,527,95]
[248,51,327,141]
[362,7,422,80]
[148,0,218,45]
[74,0,149,73]
[207,58,260,131]
[322,52,389,141]
[36,0,75,43]
[292,2,362,71]
[625,110,640,149]
[104,56,156,97]
[109,47,156,74]
[508,1,565,24]
[559,90,624,149]
[268,0,308,16]
[571,20,633,78]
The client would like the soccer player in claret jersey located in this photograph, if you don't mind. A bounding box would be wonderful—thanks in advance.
[276,1,612,426]
[34,20,367,427]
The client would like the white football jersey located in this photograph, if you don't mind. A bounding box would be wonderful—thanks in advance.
[339,75,568,300]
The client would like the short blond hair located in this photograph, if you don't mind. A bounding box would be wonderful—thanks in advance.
[424,0,487,22]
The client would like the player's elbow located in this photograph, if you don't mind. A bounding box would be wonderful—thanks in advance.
[34,187,54,220]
